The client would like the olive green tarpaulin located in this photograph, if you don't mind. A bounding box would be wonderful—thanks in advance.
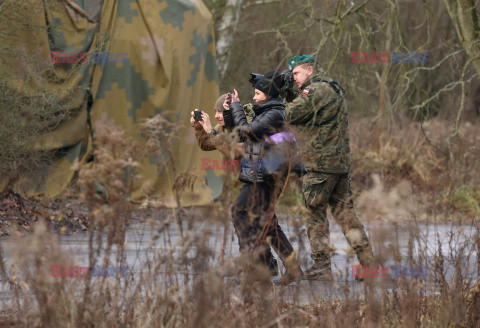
[0,0,224,206]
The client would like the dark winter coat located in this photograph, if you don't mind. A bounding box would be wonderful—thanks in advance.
[223,97,286,183]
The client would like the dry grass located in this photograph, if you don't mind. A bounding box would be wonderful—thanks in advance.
[350,117,480,221]
[1,0,479,325]
[278,116,480,223]
[0,114,479,327]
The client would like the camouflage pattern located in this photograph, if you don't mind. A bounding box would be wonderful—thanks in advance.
[285,66,372,267]
[285,68,351,174]
[1,0,224,206]
[89,0,222,206]
[243,103,255,123]
[0,0,97,197]
[302,172,372,267]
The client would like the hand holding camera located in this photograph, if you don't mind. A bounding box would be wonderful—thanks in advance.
[191,109,212,133]
[194,110,203,121]
[223,89,239,110]
[190,110,201,127]
[200,111,212,133]
[191,110,210,132]
[280,69,294,92]
[231,89,239,102]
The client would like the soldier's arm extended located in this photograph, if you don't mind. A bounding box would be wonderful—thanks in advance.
[285,83,338,125]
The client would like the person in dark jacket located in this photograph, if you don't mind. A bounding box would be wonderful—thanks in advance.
[223,71,303,284]
[190,94,280,276]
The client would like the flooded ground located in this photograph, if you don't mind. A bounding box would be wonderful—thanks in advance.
[0,215,478,305]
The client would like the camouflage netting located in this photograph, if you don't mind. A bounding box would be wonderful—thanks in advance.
[0,0,224,206]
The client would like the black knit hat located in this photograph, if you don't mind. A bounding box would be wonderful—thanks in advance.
[253,70,283,98]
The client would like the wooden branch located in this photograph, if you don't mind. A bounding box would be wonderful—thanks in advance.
[443,0,480,74]
[242,0,282,9]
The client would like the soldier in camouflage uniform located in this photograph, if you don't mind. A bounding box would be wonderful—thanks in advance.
[284,55,373,280]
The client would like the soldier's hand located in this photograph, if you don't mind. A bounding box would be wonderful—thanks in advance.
[285,88,298,103]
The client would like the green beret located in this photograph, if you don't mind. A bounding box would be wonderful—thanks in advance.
[288,55,316,70]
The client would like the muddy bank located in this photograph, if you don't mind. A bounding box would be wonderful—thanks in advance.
[0,191,87,238]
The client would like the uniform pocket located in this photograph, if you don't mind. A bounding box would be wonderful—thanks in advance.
[301,172,330,210]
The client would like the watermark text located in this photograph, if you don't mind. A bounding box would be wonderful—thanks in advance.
[51,51,129,64]
[201,158,240,170]
[351,51,428,64]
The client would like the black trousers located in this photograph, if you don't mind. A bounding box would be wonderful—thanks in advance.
[232,179,294,267]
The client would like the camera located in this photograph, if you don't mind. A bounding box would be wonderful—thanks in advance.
[280,69,294,91]
[249,71,294,91]
[227,93,232,105]
[194,110,203,121]
[249,73,263,87]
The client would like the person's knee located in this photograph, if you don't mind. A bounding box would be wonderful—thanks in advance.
[329,193,354,211]
[306,213,329,231]
[331,200,359,226]
[307,225,330,244]
[346,229,368,247]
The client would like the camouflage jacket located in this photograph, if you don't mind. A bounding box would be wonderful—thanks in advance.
[285,70,351,174]
[244,103,255,123]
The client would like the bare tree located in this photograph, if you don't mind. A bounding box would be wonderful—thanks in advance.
[443,0,480,132]
[216,0,244,79]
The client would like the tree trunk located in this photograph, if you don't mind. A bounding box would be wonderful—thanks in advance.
[443,0,480,75]
[377,0,394,148]
[216,0,244,80]
[443,0,480,131]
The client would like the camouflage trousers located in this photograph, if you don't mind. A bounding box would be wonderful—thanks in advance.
[302,172,373,268]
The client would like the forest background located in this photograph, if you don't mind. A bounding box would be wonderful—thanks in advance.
[0,1,479,327]
[204,0,480,220]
